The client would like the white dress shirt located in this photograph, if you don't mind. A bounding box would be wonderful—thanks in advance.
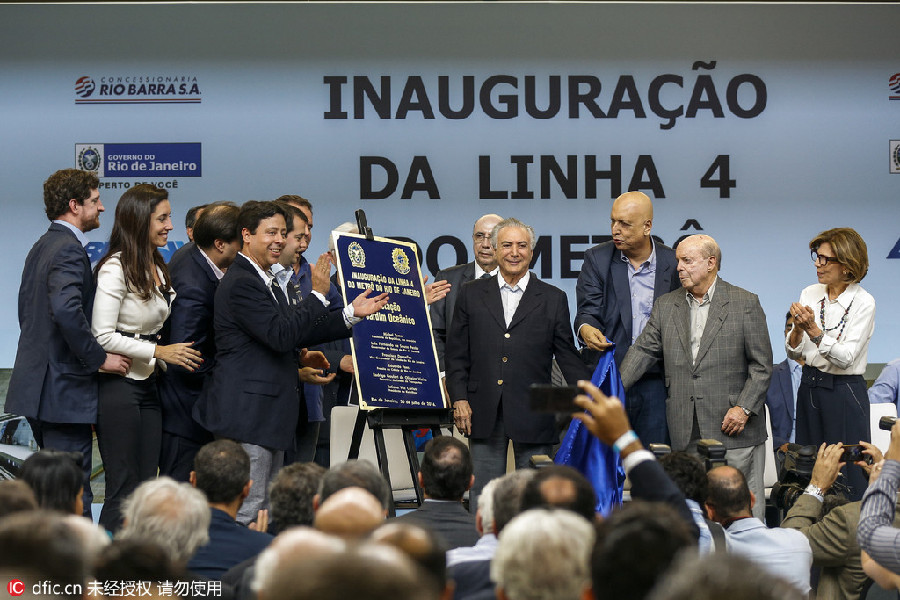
[786,283,875,375]
[92,252,173,380]
[498,271,530,328]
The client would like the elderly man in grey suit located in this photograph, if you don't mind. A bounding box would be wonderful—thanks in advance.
[619,234,772,520]
[429,213,503,374]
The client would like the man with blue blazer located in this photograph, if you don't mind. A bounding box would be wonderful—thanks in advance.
[5,169,130,516]
[766,312,804,452]
[158,203,241,482]
[574,191,679,445]
[430,213,503,373]
[193,201,388,525]
[446,218,590,513]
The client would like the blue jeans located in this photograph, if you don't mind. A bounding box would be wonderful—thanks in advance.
[468,413,552,514]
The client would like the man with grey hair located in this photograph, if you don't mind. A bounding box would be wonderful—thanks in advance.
[620,234,772,519]
[446,218,589,512]
[446,476,500,567]
[430,213,503,374]
[492,509,595,600]
[118,476,211,566]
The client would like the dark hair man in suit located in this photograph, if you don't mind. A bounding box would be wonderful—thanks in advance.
[193,201,389,525]
[446,217,590,513]
[188,440,273,580]
[393,436,478,550]
[430,213,503,375]
[158,202,241,482]
[5,169,131,517]
[574,191,680,445]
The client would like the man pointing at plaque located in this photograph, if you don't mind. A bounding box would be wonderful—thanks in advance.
[446,218,589,512]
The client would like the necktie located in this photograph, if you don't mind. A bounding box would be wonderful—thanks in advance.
[480,272,493,280]
[270,278,290,312]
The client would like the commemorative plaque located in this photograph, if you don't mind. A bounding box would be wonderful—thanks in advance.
[332,232,447,410]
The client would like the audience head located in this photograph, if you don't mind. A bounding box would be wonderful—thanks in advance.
[371,522,449,598]
[317,459,391,511]
[258,543,430,600]
[419,436,473,501]
[62,514,111,569]
[252,527,345,596]
[118,477,210,565]
[94,539,185,593]
[191,439,250,504]
[269,462,326,533]
[314,487,384,538]
[492,509,594,600]
[0,480,38,518]
[647,552,804,600]
[491,469,536,534]
[19,449,84,514]
[43,168,100,222]
[591,501,697,600]
[659,451,709,506]
[705,465,753,523]
[476,476,500,535]
[520,465,597,522]
[0,510,87,600]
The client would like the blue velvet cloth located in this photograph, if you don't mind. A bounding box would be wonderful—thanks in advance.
[554,345,626,516]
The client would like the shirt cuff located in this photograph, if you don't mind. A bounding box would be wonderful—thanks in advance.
[622,449,655,475]
[343,304,361,328]
[310,290,329,306]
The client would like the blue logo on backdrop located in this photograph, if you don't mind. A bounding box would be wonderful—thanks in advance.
[75,143,201,177]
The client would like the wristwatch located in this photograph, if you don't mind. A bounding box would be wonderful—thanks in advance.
[804,483,824,499]
[739,406,751,417]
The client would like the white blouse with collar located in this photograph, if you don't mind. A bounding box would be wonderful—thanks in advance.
[91,252,174,380]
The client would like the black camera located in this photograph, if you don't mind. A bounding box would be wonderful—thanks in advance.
[880,416,897,431]
[697,439,727,471]
[770,444,849,511]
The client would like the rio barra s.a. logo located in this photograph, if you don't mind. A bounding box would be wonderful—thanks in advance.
[75,76,96,98]
[890,73,900,100]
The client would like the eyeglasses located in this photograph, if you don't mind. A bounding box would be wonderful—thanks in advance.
[811,250,840,266]
[473,232,490,242]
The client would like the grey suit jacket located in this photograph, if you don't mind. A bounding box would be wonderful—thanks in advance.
[619,278,772,450]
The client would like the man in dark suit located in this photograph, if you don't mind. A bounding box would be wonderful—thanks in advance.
[393,436,479,550]
[619,234,773,520]
[430,213,503,373]
[193,201,388,525]
[187,440,273,580]
[767,312,804,453]
[446,218,590,512]
[5,169,130,517]
[574,191,679,445]
[158,203,241,482]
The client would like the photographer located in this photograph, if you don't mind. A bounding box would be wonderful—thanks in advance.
[781,441,885,600]
[858,419,900,575]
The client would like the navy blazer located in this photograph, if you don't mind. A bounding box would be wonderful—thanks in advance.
[429,261,476,371]
[766,359,796,450]
[158,245,219,442]
[445,274,590,444]
[574,240,679,368]
[192,254,350,450]
[6,223,107,423]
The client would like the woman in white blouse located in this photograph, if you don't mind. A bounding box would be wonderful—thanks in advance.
[92,184,202,531]
[786,227,874,500]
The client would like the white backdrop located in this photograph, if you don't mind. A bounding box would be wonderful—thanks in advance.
[1,2,897,366]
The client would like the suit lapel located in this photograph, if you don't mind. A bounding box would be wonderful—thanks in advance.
[694,280,729,366]
[779,364,796,422]
[190,245,219,286]
[654,253,673,299]
[610,254,633,341]
[462,262,476,283]
[672,293,692,359]
[234,254,282,312]
[508,276,544,330]
[480,278,507,330]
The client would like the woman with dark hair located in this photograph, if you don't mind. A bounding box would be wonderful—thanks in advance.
[92,184,202,532]
[787,227,875,500]
[19,450,84,514]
